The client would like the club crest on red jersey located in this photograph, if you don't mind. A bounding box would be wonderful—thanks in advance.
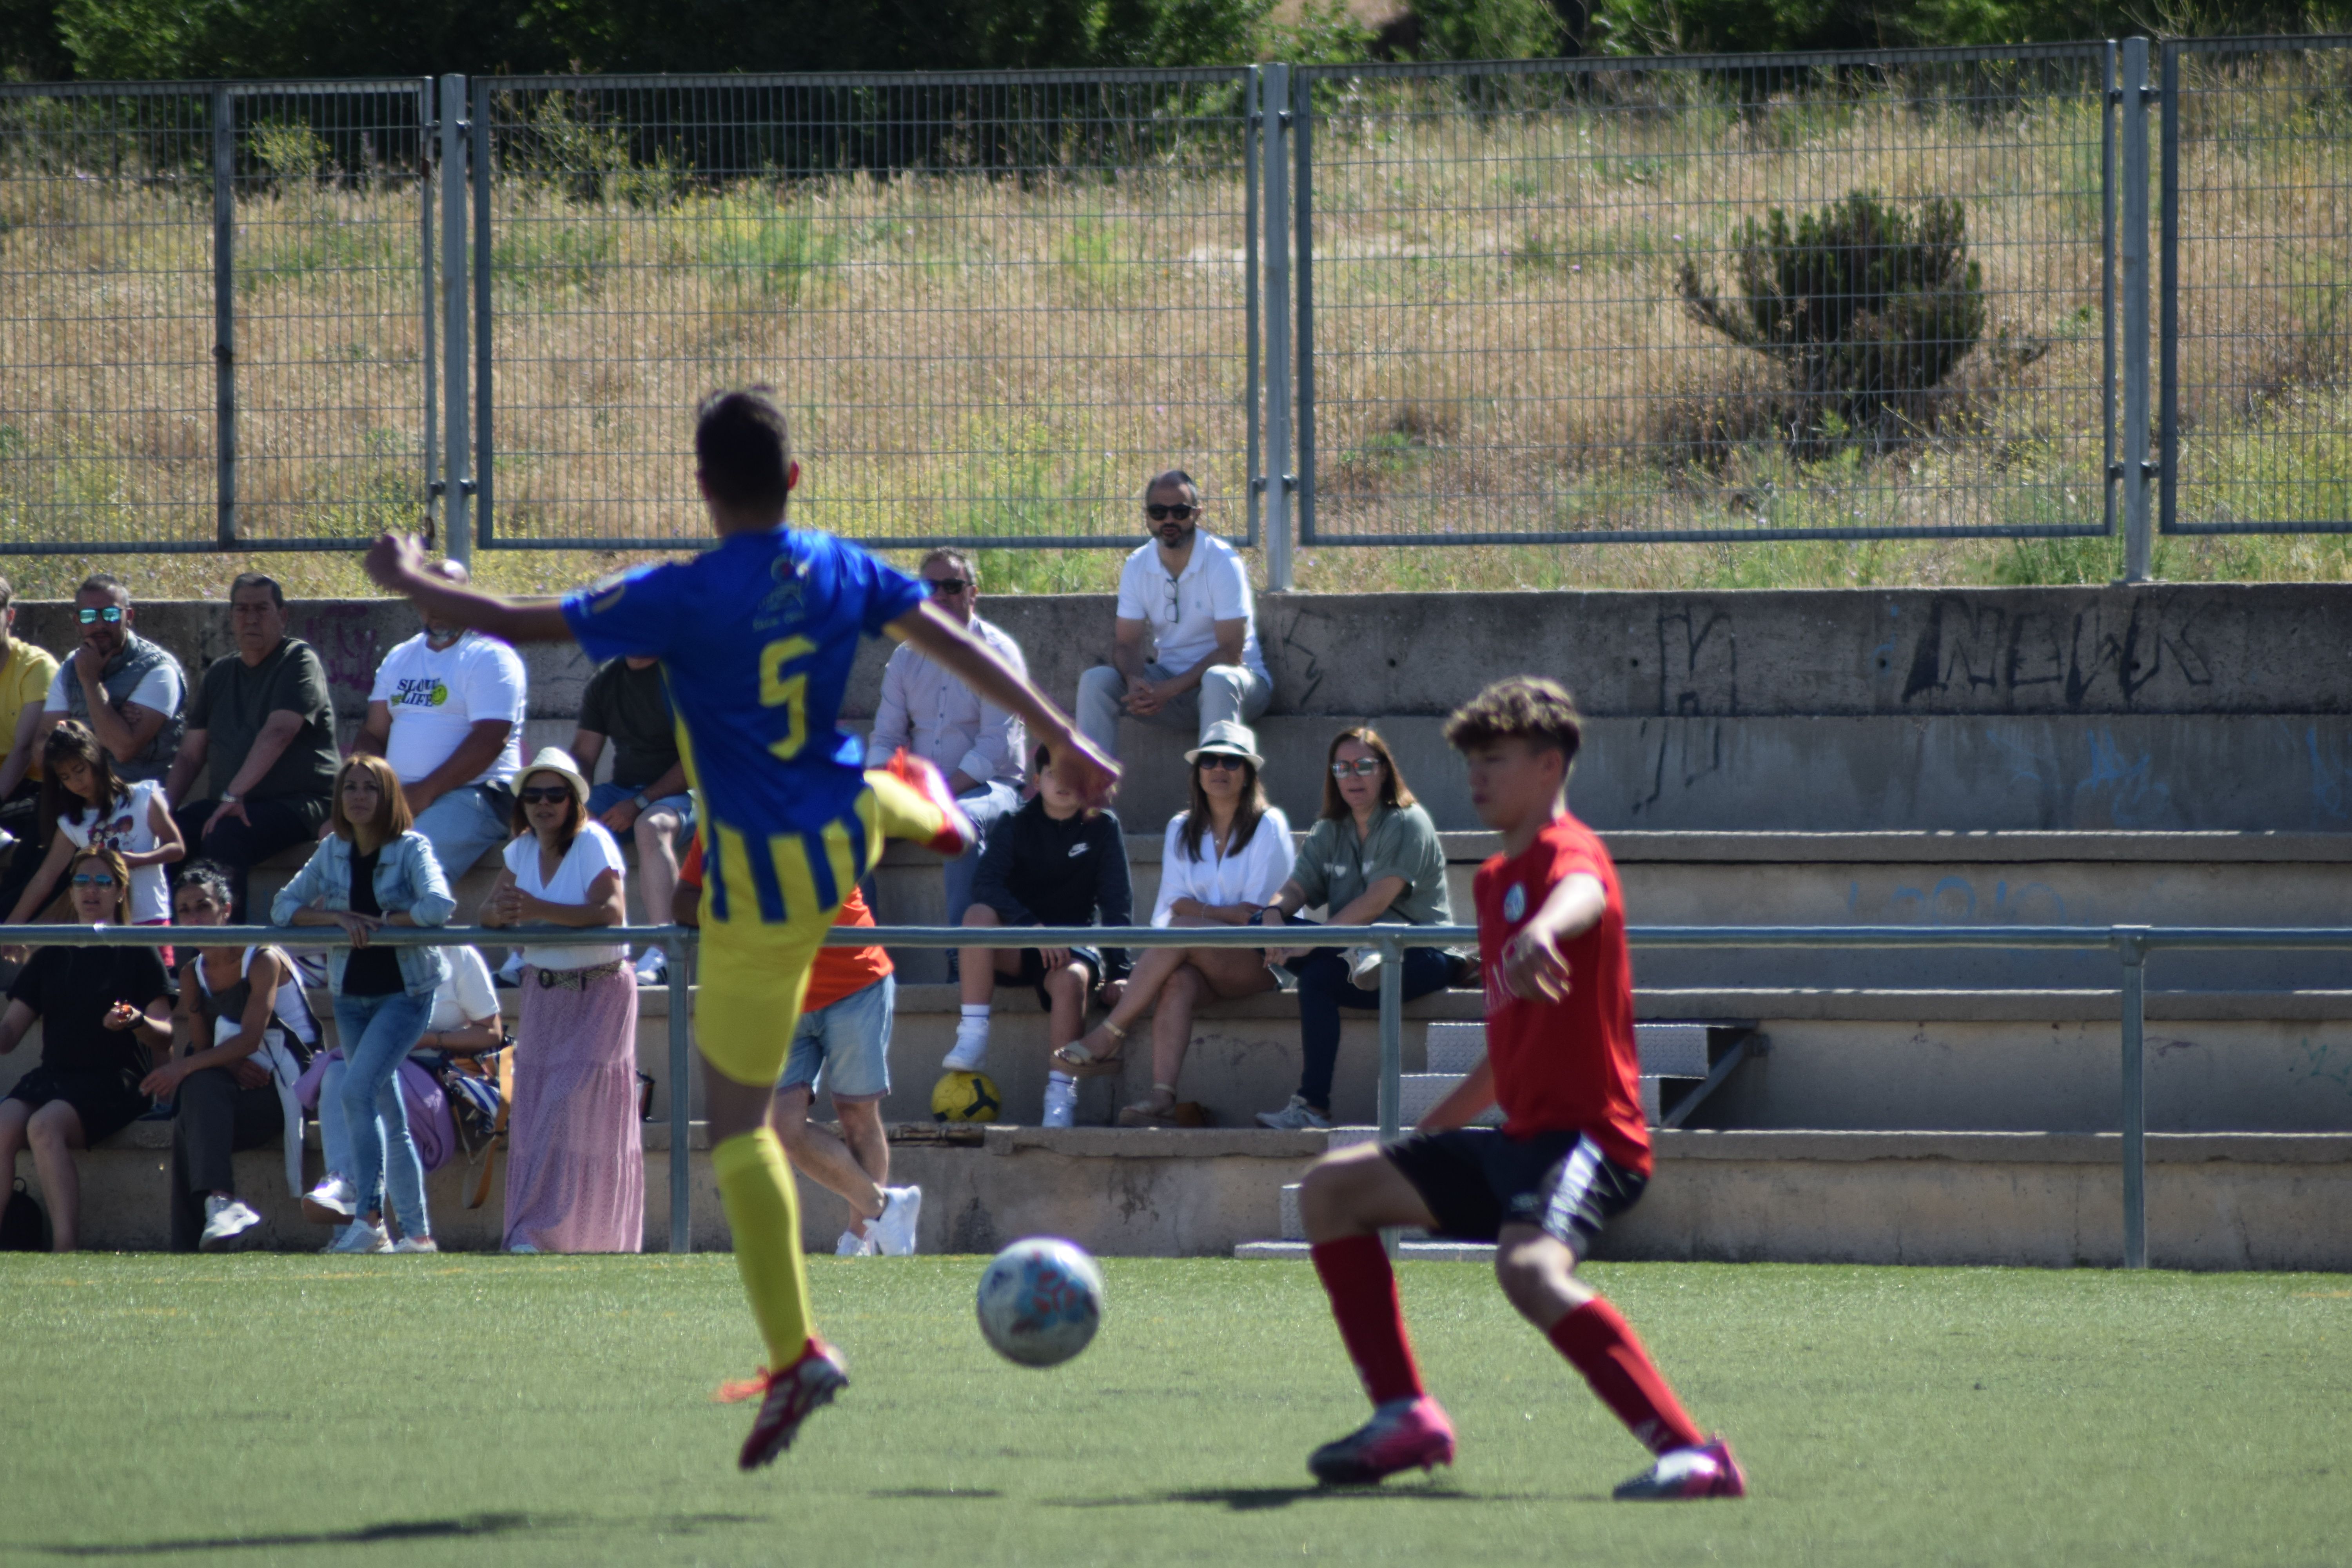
[1502,883,1527,922]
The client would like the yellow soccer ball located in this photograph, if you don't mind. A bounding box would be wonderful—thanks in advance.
[932,1070,1002,1124]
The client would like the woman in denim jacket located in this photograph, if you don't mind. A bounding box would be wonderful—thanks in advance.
[270,754,456,1254]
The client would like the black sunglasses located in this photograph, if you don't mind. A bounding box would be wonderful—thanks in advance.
[1196,753,1248,771]
[519,786,573,805]
[1146,503,1198,522]
[926,577,972,595]
[76,606,124,625]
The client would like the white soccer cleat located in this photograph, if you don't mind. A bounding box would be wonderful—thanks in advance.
[198,1195,264,1252]
[870,1186,922,1256]
[1041,1078,1078,1129]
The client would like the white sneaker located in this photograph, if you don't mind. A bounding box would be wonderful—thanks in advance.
[835,1227,876,1258]
[870,1185,922,1256]
[1042,1078,1078,1129]
[303,1173,358,1224]
[324,1219,391,1254]
[1346,946,1383,987]
[392,1236,439,1254]
[633,947,667,984]
[506,1241,540,1255]
[198,1195,264,1252]
[941,1024,989,1073]
[1255,1094,1333,1132]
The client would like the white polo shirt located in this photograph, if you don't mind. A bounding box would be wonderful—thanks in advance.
[1114,531,1267,680]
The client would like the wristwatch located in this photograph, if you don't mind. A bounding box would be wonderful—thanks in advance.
[219,792,240,805]
[631,791,651,811]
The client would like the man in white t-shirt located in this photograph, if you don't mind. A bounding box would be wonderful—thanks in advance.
[1076,470,1271,760]
[352,559,526,880]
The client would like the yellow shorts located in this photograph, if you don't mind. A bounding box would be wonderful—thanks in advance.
[693,769,946,1087]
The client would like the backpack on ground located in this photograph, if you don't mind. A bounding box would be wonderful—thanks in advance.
[1,1178,50,1251]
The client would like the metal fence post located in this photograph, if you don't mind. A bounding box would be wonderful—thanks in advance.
[2116,927,2149,1269]
[1246,67,1261,550]
[1377,929,1405,1260]
[2102,41,2118,540]
[2158,40,2179,539]
[1259,62,1293,592]
[2120,37,2153,583]
[667,933,693,1255]
[211,86,237,548]
[438,74,472,567]
[421,79,438,546]
[1291,66,1315,554]
[472,77,494,552]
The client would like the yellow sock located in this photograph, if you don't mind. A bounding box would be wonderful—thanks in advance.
[713,1128,814,1367]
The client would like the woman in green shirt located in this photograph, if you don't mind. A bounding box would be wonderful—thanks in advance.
[1254,727,1462,1131]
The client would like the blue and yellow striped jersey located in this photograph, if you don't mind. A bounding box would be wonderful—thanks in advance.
[562,525,925,925]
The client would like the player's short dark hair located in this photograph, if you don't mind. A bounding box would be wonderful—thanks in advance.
[694,387,794,517]
[1444,677,1582,769]
[229,571,284,608]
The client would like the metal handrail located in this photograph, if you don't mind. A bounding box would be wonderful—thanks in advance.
[16,920,2352,1267]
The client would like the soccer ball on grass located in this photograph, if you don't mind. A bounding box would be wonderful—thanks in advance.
[975,1238,1105,1368]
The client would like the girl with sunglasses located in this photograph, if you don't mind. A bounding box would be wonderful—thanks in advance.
[0,846,175,1250]
[479,748,642,1254]
[271,753,455,1254]
[3,719,184,960]
[1060,720,1294,1126]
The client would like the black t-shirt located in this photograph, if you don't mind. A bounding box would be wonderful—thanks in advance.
[186,637,340,803]
[578,659,679,790]
[8,944,173,1084]
[341,846,405,996]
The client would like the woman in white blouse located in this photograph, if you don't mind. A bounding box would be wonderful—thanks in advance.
[479,748,644,1253]
[1062,722,1293,1126]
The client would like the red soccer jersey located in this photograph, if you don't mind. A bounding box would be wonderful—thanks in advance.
[1472,811,1650,1175]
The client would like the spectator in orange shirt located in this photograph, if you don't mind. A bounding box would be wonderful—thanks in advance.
[675,838,919,1257]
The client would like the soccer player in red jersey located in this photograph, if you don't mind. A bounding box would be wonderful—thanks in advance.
[1294,676,1744,1501]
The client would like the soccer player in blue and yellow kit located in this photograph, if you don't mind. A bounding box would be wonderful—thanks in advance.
[363,389,1117,1470]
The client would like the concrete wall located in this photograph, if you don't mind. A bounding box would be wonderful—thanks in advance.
[21,582,2352,832]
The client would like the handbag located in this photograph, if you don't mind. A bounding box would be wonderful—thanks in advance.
[292,1050,456,1175]
[428,1030,515,1209]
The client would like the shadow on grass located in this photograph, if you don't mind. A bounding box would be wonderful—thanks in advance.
[1051,1485,1568,1512]
[35,1512,760,1556]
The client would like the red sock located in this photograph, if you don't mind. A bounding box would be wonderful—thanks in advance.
[1310,1236,1425,1405]
[1548,1298,1705,1455]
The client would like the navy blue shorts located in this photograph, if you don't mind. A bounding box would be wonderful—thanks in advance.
[1388,1127,1646,1253]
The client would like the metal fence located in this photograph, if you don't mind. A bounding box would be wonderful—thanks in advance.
[2161,35,2352,535]
[4,40,2348,565]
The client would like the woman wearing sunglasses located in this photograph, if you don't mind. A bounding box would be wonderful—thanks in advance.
[3,719,185,961]
[271,753,455,1254]
[1060,720,1294,1126]
[1255,727,1463,1131]
[479,748,641,1254]
[0,845,175,1250]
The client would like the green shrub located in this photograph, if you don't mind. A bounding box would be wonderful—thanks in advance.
[1676,189,1985,457]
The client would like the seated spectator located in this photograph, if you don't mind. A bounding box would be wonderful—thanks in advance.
[675,837,920,1257]
[0,846,176,1251]
[273,755,454,1256]
[571,654,693,984]
[156,862,321,1252]
[302,942,500,1245]
[34,573,187,786]
[1062,721,1292,1127]
[1255,727,1462,1131]
[479,749,643,1254]
[352,558,524,881]
[947,744,1132,1129]
[865,549,1028,933]
[164,573,340,922]
[0,575,60,858]
[4,721,185,958]
[1076,470,1271,759]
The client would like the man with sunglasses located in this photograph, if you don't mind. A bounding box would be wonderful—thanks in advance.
[1076,470,1270,761]
[34,575,186,786]
[866,548,1029,934]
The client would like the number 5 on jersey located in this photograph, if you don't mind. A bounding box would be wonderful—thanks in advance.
[759,635,817,760]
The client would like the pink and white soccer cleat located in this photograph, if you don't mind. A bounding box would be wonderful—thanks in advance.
[882,749,977,857]
[1612,1436,1747,1500]
[1308,1396,1457,1486]
[718,1337,850,1471]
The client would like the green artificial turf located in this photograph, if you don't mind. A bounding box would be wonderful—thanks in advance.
[1,1255,2345,1566]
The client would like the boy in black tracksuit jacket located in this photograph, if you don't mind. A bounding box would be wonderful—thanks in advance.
[946,751,1132,1127]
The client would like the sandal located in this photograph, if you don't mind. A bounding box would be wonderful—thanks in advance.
[1116,1084,1181,1128]
[1052,1021,1127,1078]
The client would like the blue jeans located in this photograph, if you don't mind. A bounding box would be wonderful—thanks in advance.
[1289,942,1457,1113]
[945,782,1021,928]
[778,973,895,1103]
[332,989,434,1237]
[411,785,511,882]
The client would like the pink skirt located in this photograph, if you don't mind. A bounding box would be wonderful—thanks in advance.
[504,963,644,1253]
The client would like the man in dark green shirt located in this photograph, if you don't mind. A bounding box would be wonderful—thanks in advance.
[163,573,340,920]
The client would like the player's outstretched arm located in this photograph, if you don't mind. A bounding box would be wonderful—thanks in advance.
[888,602,1120,806]
[363,533,575,645]
[1499,872,1606,1003]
